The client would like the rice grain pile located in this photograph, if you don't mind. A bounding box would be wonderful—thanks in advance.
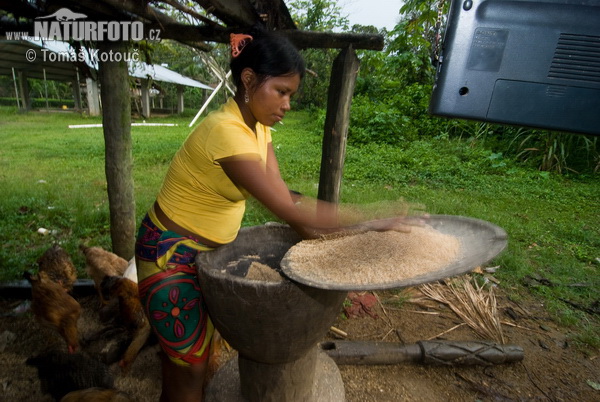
[285,225,461,286]
[226,255,284,282]
[245,261,284,282]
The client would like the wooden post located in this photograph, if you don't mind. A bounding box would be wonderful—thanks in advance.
[98,41,136,260]
[141,79,151,118]
[11,68,21,109]
[86,78,101,116]
[317,46,360,203]
[17,71,31,110]
[43,69,49,110]
[177,86,185,113]
[72,79,82,111]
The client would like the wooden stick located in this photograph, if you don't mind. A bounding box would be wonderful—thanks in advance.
[426,323,466,340]
[329,326,348,338]
[381,328,395,341]
[500,321,546,334]
[400,310,441,315]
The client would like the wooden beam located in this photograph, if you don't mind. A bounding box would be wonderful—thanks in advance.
[1,1,383,51]
[154,24,384,51]
[252,0,297,30]
[194,0,257,26]
[318,46,360,203]
[101,0,175,25]
[159,0,222,27]
[282,30,384,51]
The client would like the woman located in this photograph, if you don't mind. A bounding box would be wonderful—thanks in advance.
[135,28,407,401]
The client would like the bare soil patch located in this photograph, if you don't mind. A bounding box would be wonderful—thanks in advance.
[1,286,598,401]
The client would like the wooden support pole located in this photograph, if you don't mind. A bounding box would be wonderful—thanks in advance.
[17,70,31,110]
[72,70,82,111]
[317,46,360,203]
[177,86,185,114]
[72,80,82,110]
[43,69,49,110]
[86,78,101,116]
[98,41,136,260]
[11,68,21,109]
[140,79,151,118]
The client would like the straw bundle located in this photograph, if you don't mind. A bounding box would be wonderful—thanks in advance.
[419,275,505,344]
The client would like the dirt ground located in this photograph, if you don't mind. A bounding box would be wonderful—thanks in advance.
[1,284,598,402]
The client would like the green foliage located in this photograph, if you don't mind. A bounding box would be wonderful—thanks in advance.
[27,78,74,100]
[342,1,442,146]
[289,0,349,31]
[0,76,76,108]
[289,0,349,108]
[510,130,600,174]
[296,47,337,109]
[349,83,440,144]
[0,97,75,108]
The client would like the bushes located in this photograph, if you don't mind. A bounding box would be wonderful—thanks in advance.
[348,81,438,144]
[0,97,76,109]
[346,80,599,174]
[509,130,600,174]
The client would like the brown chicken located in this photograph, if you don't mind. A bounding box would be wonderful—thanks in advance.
[100,275,150,373]
[80,245,128,305]
[60,387,132,402]
[37,244,77,292]
[26,350,114,400]
[24,271,81,353]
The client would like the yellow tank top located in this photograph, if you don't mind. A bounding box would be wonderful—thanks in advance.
[156,98,271,244]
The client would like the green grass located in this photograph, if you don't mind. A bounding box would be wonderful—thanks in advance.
[0,107,192,275]
[0,106,598,349]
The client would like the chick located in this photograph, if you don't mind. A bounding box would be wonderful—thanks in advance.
[26,350,114,401]
[100,275,150,373]
[80,245,128,306]
[60,387,132,402]
[37,244,77,292]
[24,270,81,353]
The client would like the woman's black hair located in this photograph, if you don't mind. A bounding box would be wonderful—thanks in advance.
[230,26,305,89]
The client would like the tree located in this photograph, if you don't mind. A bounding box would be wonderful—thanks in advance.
[98,40,136,259]
[288,0,350,109]
[289,0,349,31]
[345,1,449,144]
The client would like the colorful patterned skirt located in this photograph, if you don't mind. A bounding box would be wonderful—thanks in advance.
[135,206,215,366]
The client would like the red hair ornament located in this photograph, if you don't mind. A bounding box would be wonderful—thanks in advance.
[230,33,253,58]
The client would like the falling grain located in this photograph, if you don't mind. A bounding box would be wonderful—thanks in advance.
[285,225,461,286]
